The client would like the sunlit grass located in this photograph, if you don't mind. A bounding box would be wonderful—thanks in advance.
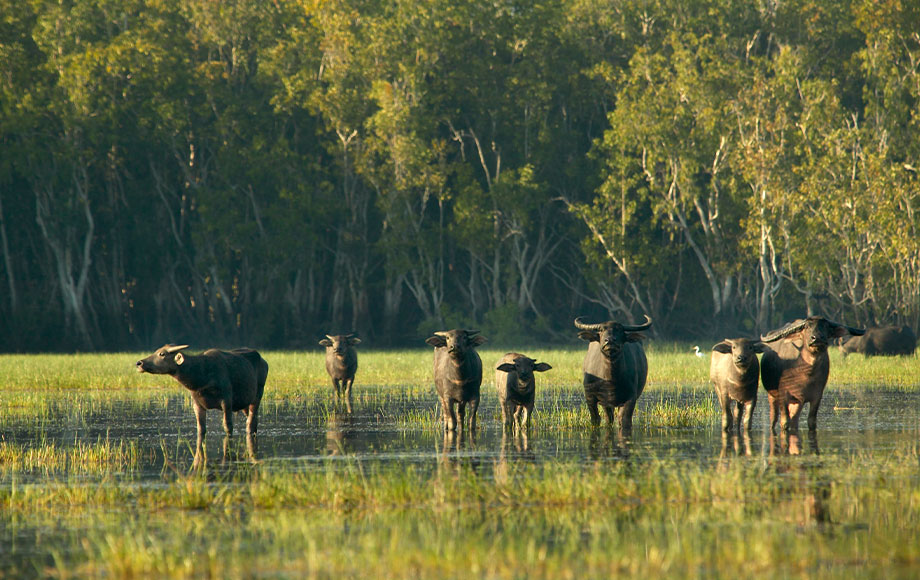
[1,449,919,577]
[0,437,141,475]
[1,346,919,578]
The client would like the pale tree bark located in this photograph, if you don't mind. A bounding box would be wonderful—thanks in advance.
[0,190,17,312]
[34,163,96,348]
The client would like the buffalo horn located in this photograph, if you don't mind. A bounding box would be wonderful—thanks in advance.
[574,317,607,331]
[830,321,866,336]
[622,315,653,332]
[165,344,189,353]
[574,315,652,332]
[761,319,807,342]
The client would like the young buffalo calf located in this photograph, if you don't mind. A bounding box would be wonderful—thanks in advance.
[136,344,269,465]
[494,353,551,430]
[710,338,764,432]
[319,334,361,399]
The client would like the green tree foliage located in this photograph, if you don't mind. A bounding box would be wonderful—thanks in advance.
[0,0,918,349]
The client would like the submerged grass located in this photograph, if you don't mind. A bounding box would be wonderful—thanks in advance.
[2,448,919,578]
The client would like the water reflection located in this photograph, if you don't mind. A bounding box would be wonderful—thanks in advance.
[720,430,753,458]
[767,430,820,457]
[589,427,630,460]
[325,406,354,456]
[765,430,832,529]
[2,388,919,479]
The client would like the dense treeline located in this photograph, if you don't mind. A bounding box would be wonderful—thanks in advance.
[1,0,919,351]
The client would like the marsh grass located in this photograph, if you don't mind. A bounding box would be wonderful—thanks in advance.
[2,346,919,578]
[2,449,919,577]
[0,437,141,475]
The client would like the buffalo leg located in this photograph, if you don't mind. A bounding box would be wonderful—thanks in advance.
[520,403,533,430]
[719,395,733,432]
[501,402,513,429]
[588,402,601,426]
[786,401,803,431]
[585,390,601,426]
[806,398,821,431]
[332,378,342,397]
[193,402,207,467]
[740,400,756,432]
[441,399,457,432]
[618,399,637,433]
[468,397,480,432]
[768,399,778,433]
[344,378,354,399]
[603,405,616,426]
[246,403,259,434]
[221,400,233,437]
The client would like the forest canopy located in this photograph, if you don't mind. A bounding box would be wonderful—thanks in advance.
[1,0,918,350]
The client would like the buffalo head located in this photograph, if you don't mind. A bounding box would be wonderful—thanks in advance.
[136,344,190,374]
[574,315,652,359]
[761,316,865,353]
[496,356,552,383]
[712,338,765,367]
[319,334,361,358]
[425,329,486,358]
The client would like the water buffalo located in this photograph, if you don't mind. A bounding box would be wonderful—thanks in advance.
[319,333,361,399]
[838,325,916,357]
[710,338,765,432]
[425,329,487,432]
[575,315,652,432]
[760,317,864,432]
[136,344,269,465]
[494,353,552,430]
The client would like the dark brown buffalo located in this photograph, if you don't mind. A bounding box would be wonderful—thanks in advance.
[838,325,916,357]
[710,338,765,432]
[760,317,864,432]
[319,333,361,398]
[425,329,487,432]
[136,344,269,465]
[494,353,552,430]
[575,315,652,432]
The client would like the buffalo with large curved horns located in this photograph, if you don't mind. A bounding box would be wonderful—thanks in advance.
[760,316,864,432]
[575,315,652,433]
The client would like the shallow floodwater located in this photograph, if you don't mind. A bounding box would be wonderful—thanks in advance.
[3,384,920,578]
[3,386,919,479]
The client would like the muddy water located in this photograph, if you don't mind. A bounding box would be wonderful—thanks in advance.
[3,386,919,478]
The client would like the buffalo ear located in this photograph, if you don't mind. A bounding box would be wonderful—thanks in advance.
[534,362,552,372]
[752,341,766,353]
[348,337,361,346]
[496,363,517,373]
[625,333,644,343]
[470,334,488,347]
[712,341,732,354]
[426,336,447,348]
[175,353,185,366]
[319,338,333,347]
[577,330,599,342]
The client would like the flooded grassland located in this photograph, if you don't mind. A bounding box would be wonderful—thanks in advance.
[1,347,919,578]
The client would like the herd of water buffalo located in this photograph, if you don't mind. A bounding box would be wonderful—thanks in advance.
[135,316,916,463]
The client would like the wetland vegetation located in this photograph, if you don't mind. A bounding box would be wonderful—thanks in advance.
[1,346,919,577]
